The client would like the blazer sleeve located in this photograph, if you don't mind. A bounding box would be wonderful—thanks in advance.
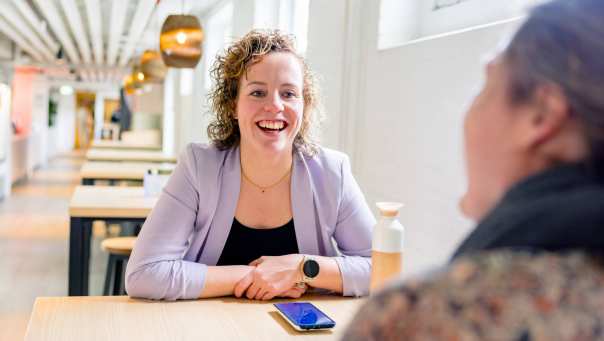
[125,144,207,300]
[332,155,376,297]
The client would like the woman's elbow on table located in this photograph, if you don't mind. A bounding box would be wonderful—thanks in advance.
[125,261,207,301]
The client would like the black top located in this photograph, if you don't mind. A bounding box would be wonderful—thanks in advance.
[453,163,604,259]
[216,218,299,266]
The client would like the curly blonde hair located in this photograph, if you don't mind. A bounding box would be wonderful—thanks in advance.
[207,29,322,156]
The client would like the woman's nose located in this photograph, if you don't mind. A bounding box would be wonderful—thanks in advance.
[264,92,284,113]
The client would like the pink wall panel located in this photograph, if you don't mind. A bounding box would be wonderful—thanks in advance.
[10,68,38,135]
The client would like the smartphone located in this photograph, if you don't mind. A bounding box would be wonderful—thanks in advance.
[274,302,336,331]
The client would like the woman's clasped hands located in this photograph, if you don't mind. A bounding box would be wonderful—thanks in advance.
[234,254,306,300]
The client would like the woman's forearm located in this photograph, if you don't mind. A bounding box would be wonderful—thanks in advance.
[305,256,343,294]
[199,265,255,298]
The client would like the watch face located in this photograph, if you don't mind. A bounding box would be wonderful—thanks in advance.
[303,259,320,278]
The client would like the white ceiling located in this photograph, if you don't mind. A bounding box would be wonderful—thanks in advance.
[0,0,218,83]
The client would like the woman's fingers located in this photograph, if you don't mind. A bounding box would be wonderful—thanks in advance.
[255,288,269,300]
[233,270,254,298]
[245,281,262,299]
[261,291,276,301]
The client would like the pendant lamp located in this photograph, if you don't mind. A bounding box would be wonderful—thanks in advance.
[160,15,203,68]
[123,74,135,95]
[140,50,167,82]
[124,66,144,95]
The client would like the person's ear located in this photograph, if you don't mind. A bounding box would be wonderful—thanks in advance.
[521,83,570,149]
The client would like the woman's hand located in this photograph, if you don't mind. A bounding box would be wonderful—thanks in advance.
[234,254,304,300]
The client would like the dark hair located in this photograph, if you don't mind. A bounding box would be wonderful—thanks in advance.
[207,29,322,156]
[503,0,604,174]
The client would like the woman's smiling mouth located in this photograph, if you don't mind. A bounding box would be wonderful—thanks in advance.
[256,120,288,132]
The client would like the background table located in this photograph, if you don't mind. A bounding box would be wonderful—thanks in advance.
[79,161,175,185]
[68,186,157,296]
[85,149,177,163]
[25,295,363,340]
[90,140,162,150]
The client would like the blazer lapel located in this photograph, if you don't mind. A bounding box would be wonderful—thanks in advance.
[198,147,241,265]
[291,150,320,255]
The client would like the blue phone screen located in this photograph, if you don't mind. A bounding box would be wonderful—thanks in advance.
[274,302,336,329]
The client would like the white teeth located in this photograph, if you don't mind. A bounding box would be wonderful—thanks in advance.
[258,120,285,130]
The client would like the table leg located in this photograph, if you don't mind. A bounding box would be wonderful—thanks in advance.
[69,217,92,296]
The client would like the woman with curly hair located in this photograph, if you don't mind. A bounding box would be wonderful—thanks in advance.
[125,30,375,300]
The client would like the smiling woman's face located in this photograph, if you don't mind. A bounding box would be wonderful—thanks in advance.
[235,52,304,156]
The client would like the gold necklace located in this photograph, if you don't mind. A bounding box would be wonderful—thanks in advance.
[241,165,292,193]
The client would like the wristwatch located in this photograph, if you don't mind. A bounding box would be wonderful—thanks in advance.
[300,256,320,283]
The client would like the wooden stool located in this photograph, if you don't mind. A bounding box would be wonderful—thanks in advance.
[101,237,136,296]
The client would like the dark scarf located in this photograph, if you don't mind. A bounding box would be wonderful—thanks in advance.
[452,163,604,260]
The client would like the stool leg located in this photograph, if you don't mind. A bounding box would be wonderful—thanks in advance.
[103,255,115,296]
[120,258,128,295]
[113,258,123,295]
[134,224,142,236]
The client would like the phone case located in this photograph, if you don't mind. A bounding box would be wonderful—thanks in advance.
[273,302,336,331]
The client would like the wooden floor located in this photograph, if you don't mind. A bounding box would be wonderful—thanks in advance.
[0,151,109,341]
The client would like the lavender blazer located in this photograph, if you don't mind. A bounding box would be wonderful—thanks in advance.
[125,143,375,300]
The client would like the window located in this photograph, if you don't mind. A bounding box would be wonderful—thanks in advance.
[378,0,543,49]
[254,0,310,54]
[203,1,233,91]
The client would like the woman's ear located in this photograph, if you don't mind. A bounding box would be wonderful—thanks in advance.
[523,83,570,149]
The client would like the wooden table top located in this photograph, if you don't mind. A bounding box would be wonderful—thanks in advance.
[90,140,162,150]
[80,161,175,180]
[85,149,177,163]
[69,185,157,218]
[25,295,364,341]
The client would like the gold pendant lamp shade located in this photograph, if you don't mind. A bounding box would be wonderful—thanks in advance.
[140,50,167,82]
[123,74,136,95]
[123,66,144,94]
[160,15,203,68]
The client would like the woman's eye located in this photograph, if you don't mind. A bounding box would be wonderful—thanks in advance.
[250,90,265,97]
[282,91,297,98]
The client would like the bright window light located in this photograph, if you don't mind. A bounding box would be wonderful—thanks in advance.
[60,85,74,96]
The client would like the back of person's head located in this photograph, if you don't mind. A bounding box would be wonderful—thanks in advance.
[504,0,604,175]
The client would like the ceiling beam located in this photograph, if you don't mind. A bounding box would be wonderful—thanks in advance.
[117,0,156,66]
[0,2,54,61]
[0,19,44,61]
[107,0,130,66]
[60,0,92,64]
[84,0,103,65]
[11,0,60,54]
[33,0,81,63]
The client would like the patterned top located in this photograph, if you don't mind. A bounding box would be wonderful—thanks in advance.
[342,251,604,340]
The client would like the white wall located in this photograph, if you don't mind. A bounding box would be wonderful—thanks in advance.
[55,92,76,153]
[305,0,348,151]
[0,83,11,199]
[31,75,49,168]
